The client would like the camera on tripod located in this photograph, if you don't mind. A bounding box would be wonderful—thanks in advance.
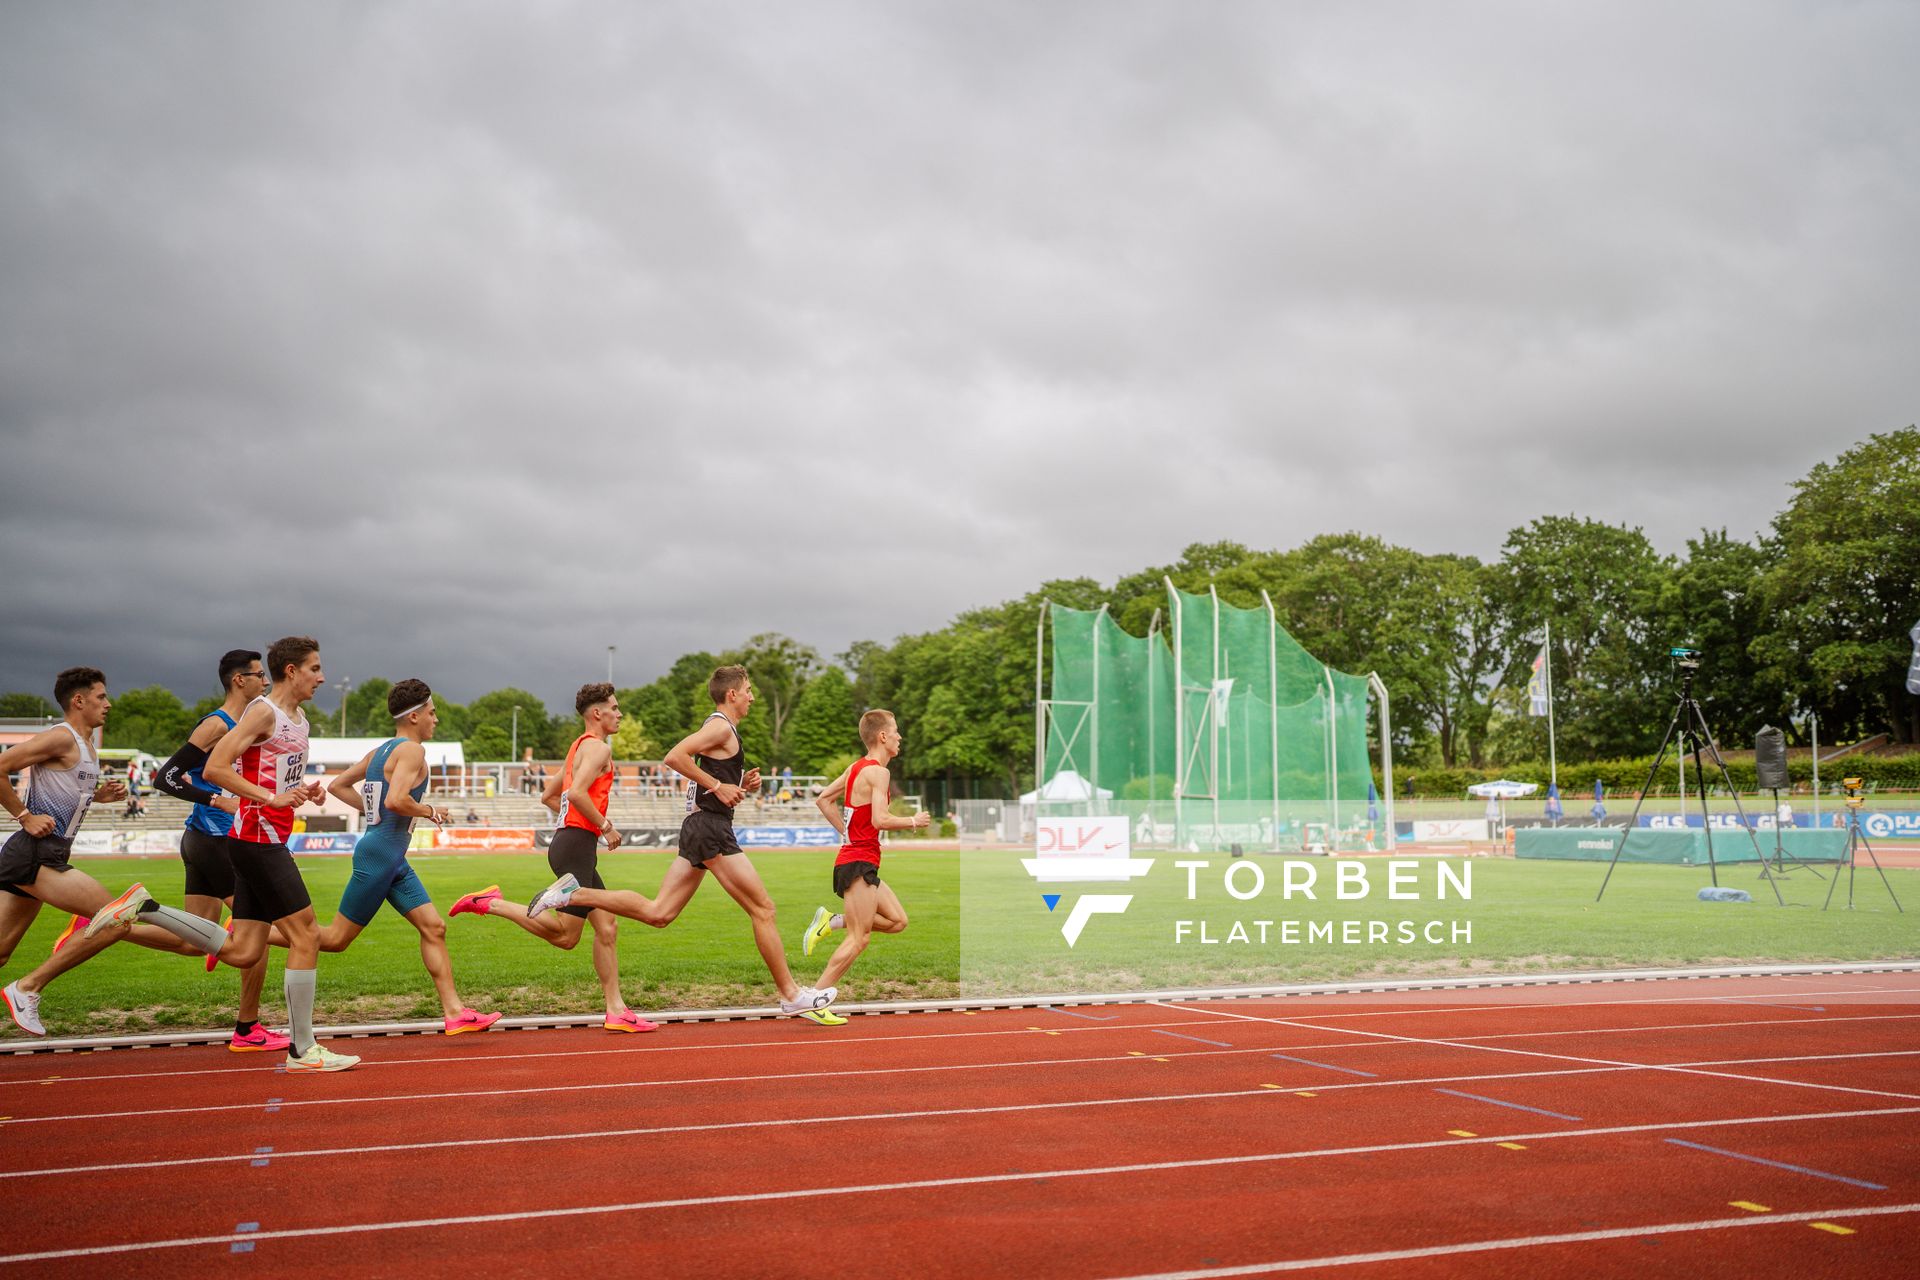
[1669,646,1701,671]
[1843,777,1865,809]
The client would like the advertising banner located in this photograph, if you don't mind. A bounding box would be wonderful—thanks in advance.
[734,825,840,848]
[431,827,539,851]
[1411,819,1490,843]
[289,833,359,854]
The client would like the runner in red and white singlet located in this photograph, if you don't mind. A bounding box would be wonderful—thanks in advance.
[803,708,930,992]
[232,696,308,844]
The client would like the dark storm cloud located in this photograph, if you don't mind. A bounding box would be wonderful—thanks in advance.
[3,1,1915,712]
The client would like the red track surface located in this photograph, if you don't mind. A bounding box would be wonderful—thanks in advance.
[2,973,1917,1278]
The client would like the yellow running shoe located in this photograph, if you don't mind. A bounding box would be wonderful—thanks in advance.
[802,905,833,957]
[795,1008,848,1027]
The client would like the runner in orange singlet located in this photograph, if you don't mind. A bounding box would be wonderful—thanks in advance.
[447,683,653,1032]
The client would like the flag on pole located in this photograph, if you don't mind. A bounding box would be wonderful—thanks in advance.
[1366,781,1379,825]
[1907,618,1920,695]
[1591,779,1606,821]
[1528,642,1550,717]
[1545,783,1562,822]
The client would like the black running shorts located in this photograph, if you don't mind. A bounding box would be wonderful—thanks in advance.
[547,826,606,919]
[833,860,881,899]
[0,830,74,898]
[227,838,312,923]
[180,828,238,901]
[677,810,741,867]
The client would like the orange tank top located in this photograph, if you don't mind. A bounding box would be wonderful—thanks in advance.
[558,733,614,834]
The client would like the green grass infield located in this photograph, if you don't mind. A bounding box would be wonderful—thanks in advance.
[1,848,1914,1040]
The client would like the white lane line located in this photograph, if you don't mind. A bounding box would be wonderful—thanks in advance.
[6,1050,1916,1170]
[1221,983,1920,1023]
[1159,1002,1920,1103]
[1094,1203,1920,1279]
[9,1005,1916,1092]
[0,1015,1246,1089]
[3,1109,1915,1264]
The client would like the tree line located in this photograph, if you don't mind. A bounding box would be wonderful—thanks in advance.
[6,430,1914,800]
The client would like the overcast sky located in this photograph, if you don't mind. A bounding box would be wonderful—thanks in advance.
[2,1,1914,713]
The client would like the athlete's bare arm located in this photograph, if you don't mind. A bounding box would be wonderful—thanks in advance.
[814,768,851,840]
[854,764,931,832]
[0,727,83,836]
[204,702,317,809]
[566,737,618,844]
[383,743,447,824]
[664,719,744,807]
[324,751,373,810]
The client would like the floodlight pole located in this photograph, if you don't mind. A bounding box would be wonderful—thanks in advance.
[1034,601,1047,840]
[1148,607,1162,835]
[1091,603,1107,813]
[1325,666,1339,833]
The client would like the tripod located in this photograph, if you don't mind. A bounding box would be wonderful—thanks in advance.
[1822,805,1904,913]
[1597,658,1783,905]
[1763,786,1825,880]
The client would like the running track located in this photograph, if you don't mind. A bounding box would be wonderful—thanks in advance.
[2,971,1917,1278]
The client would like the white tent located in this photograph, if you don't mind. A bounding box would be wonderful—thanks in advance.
[1019,769,1115,805]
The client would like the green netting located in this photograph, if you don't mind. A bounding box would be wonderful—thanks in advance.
[1042,589,1377,850]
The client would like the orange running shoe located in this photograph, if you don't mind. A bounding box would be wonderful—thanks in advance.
[604,1009,660,1034]
[51,914,89,954]
[444,1008,503,1035]
[448,885,502,918]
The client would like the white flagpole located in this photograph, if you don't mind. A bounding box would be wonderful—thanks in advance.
[1544,620,1558,796]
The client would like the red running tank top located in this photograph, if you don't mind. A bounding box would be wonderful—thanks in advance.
[557,733,614,834]
[836,757,884,867]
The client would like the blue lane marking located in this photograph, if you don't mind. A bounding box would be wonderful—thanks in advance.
[231,1222,259,1254]
[1152,1029,1232,1048]
[1664,1138,1888,1189]
[1269,1053,1377,1078]
[252,1145,273,1167]
[1043,1005,1118,1021]
[1433,1088,1582,1121]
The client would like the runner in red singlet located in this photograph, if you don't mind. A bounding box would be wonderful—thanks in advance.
[802,709,929,991]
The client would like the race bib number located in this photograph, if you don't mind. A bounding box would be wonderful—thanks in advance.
[280,751,306,793]
[360,780,385,826]
[557,792,570,825]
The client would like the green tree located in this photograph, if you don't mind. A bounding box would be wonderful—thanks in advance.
[785,667,857,773]
[0,692,58,720]
[102,685,191,754]
[1492,516,1674,758]
[465,724,512,761]
[467,688,550,759]
[610,715,660,761]
[339,677,393,738]
[624,652,719,755]
[1651,529,1778,738]
[1753,427,1920,742]
[723,633,821,766]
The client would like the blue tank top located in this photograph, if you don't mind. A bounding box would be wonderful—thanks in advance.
[184,709,238,836]
[358,738,427,842]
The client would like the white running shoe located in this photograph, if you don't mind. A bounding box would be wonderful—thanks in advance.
[82,883,153,940]
[3,981,45,1037]
[527,873,580,920]
[779,985,838,1015]
[285,1043,361,1073]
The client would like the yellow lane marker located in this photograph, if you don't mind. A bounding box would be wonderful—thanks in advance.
[1153,1057,1170,1063]
[1730,1202,1771,1213]
[1497,1142,1527,1150]
[1448,1130,1477,1138]
[1261,1084,1284,1090]
[1294,1091,1317,1098]
[1128,1051,1146,1057]
[1809,1223,1855,1235]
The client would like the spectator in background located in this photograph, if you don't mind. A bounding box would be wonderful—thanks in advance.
[123,762,144,819]
[520,748,542,796]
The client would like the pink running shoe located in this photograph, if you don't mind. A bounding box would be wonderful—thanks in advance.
[52,915,89,954]
[230,1023,293,1053]
[448,885,502,918]
[444,1008,503,1036]
[205,917,234,973]
[604,1009,660,1034]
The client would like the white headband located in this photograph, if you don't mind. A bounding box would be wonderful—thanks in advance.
[393,701,430,720]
